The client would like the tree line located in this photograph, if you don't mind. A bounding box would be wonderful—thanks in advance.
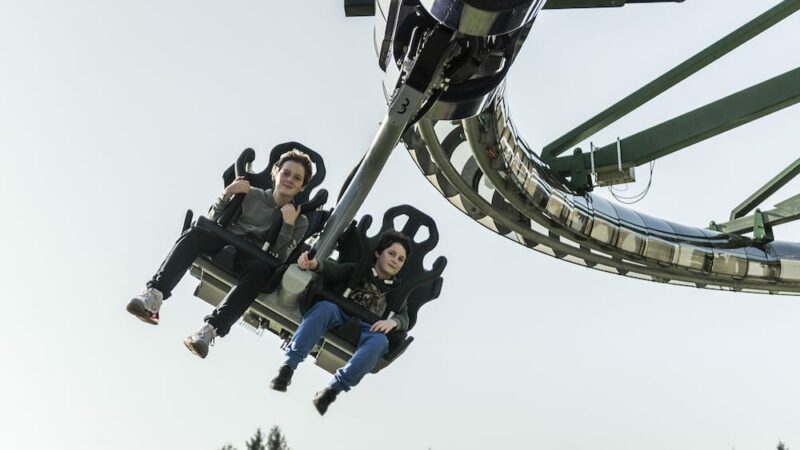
[219,429,790,449]
[219,426,289,450]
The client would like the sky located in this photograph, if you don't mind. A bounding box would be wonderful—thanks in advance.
[1,1,799,449]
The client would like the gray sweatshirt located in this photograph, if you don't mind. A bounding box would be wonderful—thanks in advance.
[209,188,309,262]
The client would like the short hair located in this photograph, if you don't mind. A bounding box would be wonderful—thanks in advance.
[375,229,412,259]
[272,149,313,186]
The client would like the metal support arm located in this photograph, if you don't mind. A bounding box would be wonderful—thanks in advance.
[543,0,684,9]
[541,0,800,160]
[711,194,800,236]
[547,67,800,176]
[312,27,454,260]
[312,84,428,260]
[730,157,800,219]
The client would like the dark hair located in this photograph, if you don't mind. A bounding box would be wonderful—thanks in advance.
[375,229,412,258]
[272,149,313,186]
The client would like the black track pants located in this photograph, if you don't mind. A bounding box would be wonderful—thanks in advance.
[147,227,273,337]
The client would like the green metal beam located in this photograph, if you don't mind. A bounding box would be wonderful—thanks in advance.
[547,66,800,176]
[712,193,800,235]
[730,157,800,219]
[541,0,800,161]
[542,0,683,9]
[344,0,375,16]
[543,0,624,8]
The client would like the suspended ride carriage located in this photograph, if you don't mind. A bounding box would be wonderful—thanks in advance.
[185,143,447,373]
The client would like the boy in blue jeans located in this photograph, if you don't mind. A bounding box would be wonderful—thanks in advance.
[269,230,412,415]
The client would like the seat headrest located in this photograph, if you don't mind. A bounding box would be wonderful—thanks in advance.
[330,205,447,330]
[222,142,327,206]
[366,205,438,275]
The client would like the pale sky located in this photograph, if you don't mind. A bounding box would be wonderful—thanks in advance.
[2,1,799,449]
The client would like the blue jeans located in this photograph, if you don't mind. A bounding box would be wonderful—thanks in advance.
[285,300,389,392]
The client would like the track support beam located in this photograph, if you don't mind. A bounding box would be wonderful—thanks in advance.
[541,0,800,160]
[711,193,800,236]
[547,67,800,177]
[730,157,800,220]
[543,0,684,9]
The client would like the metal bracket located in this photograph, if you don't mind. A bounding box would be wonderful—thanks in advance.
[568,148,593,193]
[752,209,775,242]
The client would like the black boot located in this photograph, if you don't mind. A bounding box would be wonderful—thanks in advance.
[269,364,294,392]
[312,386,339,416]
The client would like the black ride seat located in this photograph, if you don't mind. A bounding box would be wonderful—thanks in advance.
[301,205,447,373]
[187,142,329,298]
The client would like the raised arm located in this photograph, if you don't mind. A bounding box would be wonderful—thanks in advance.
[209,176,251,220]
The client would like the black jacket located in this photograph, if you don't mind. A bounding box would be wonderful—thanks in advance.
[314,259,410,331]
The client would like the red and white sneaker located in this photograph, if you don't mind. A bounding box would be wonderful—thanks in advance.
[183,324,217,359]
[126,288,163,325]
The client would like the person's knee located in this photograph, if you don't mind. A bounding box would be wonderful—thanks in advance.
[307,300,339,319]
[365,332,389,353]
[182,226,210,245]
[244,261,272,277]
[316,300,339,313]
[181,227,200,242]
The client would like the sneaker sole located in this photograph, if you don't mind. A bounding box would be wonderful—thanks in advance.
[269,382,288,392]
[126,300,159,325]
[183,337,208,359]
[313,399,327,416]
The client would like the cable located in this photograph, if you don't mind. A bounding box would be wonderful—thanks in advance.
[608,160,656,204]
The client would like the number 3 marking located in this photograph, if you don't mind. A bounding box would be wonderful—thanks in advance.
[398,97,410,114]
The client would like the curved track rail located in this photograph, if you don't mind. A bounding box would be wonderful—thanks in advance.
[357,0,800,295]
[400,91,800,294]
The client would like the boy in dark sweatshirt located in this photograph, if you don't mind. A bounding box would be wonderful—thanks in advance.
[269,230,412,415]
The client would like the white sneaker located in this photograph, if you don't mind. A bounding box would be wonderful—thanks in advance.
[183,324,217,359]
[126,288,163,325]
